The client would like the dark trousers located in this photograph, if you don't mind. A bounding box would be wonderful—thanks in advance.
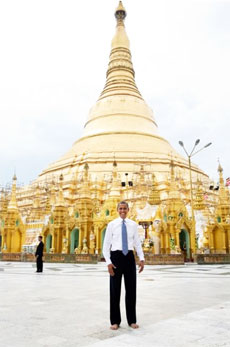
[110,250,136,325]
[36,256,43,272]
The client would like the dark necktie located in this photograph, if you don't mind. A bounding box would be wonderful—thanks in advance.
[122,220,128,256]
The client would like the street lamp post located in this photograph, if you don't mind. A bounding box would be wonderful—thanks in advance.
[178,139,212,257]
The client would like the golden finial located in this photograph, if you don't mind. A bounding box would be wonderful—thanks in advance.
[115,1,127,21]
[113,152,117,167]
[84,163,89,171]
[154,208,162,220]
[169,158,175,179]
[217,159,223,173]
[8,173,18,210]
[151,173,156,185]
[169,159,174,168]
[55,174,64,207]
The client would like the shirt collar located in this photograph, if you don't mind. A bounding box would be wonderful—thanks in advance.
[118,217,127,222]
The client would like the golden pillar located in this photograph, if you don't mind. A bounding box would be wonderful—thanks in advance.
[95,225,99,254]
[160,233,164,254]
[78,224,82,252]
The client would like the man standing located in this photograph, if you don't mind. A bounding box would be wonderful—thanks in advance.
[103,201,144,330]
[35,236,44,273]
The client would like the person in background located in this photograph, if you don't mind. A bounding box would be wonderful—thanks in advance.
[35,236,44,273]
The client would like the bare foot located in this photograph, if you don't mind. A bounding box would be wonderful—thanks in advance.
[130,323,139,329]
[110,324,119,330]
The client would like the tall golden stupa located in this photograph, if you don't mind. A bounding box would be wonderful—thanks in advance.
[0,2,229,261]
[39,1,206,183]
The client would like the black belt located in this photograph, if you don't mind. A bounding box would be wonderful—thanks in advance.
[111,250,133,254]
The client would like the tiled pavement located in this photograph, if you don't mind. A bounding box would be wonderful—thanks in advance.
[0,262,230,347]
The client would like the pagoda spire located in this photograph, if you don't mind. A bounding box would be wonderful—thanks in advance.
[99,1,142,100]
[218,162,228,205]
[8,174,18,210]
[109,160,121,199]
[56,174,65,207]
[79,163,91,199]
[168,160,180,200]
[216,162,230,223]
[148,174,161,205]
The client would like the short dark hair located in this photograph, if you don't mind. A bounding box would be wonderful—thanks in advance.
[38,236,43,240]
[117,201,129,209]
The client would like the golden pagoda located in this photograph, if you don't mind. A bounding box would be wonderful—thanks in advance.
[38,1,208,184]
[1,175,25,253]
[0,2,229,261]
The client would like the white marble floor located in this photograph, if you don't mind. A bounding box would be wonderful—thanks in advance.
[0,262,230,347]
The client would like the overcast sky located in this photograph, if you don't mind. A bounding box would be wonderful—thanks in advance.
[0,0,229,187]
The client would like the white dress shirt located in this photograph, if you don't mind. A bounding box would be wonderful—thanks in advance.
[103,217,145,265]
